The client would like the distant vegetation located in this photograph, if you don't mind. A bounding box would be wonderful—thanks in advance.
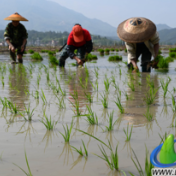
[0,30,124,47]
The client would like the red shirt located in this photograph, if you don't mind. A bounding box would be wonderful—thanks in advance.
[67,28,91,47]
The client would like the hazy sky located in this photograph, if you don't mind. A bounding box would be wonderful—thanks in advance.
[51,0,175,28]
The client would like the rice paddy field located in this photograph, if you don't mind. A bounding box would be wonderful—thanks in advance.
[0,49,175,176]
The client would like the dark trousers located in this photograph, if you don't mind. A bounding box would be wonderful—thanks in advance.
[58,45,86,67]
[10,43,26,61]
[128,43,152,72]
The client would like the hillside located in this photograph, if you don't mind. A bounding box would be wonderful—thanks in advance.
[0,0,117,37]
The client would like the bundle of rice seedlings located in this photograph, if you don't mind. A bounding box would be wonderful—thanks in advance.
[31,52,43,61]
[108,55,122,61]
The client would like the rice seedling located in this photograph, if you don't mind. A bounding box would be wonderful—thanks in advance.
[108,55,122,61]
[144,107,153,121]
[146,75,154,90]
[104,77,111,92]
[56,95,66,109]
[166,56,174,63]
[119,68,122,75]
[49,55,59,65]
[71,140,88,157]
[115,96,124,113]
[98,49,104,55]
[94,142,119,170]
[40,113,57,130]
[160,77,171,98]
[69,91,81,116]
[85,53,98,61]
[41,89,47,104]
[31,52,43,61]
[104,111,117,131]
[85,105,98,125]
[0,97,8,109]
[123,123,133,141]
[159,132,168,144]
[105,48,110,54]
[127,81,135,91]
[144,87,158,105]
[169,48,176,52]
[59,121,73,142]
[123,91,129,100]
[37,74,41,86]
[93,67,99,79]
[13,151,33,176]
[169,52,176,58]
[46,71,50,82]
[173,87,176,92]
[129,148,154,176]
[156,55,169,69]
[84,92,92,103]
[32,90,39,99]
[100,92,108,108]
[57,81,66,96]
[20,104,35,121]
[111,48,115,52]
[171,95,176,112]
[7,100,18,114]
[48,51,56,56]
[85,65,89,77]
[28,49,34,54]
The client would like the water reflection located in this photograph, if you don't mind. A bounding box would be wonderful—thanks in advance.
[8,64,30,108]
[70,156,87,171]
[59,143,74,166]
[60,68,93,115]
[40,130,59,151]
[16,122,37,142]
[124,73,159,127]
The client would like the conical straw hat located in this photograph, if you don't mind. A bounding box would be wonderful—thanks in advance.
[4,12,28,21]
[117,17,156,43]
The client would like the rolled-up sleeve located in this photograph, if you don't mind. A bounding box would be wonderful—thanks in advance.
[125,42,136,61]
[149,32,159,45]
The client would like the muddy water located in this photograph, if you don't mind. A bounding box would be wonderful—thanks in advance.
[0,51,175,176]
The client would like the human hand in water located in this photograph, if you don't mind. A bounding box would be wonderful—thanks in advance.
[9,45,15,52]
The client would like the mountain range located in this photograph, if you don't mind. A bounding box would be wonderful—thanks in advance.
[0,0,117,36]
[0,0,175,44]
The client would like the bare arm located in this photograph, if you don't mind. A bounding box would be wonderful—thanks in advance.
[73,56,83,66]
[6,39,15,52]
[131,59,139,72]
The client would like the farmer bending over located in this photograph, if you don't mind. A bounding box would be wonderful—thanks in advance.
[117,17,160,72]
[59,24,93,67]
[4,13,28,63]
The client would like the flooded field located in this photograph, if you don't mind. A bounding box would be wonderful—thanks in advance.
[0,50,175,176]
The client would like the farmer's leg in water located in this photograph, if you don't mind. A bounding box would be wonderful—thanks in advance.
[128,45,141,72]
[139,43,152,72]
[58,45,69,67]
[10,49,16,62]
[76,45,86,66]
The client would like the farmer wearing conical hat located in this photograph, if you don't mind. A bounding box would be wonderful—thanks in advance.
[58,24,93,67]
[4,13,28,63]
[117,17,160,72]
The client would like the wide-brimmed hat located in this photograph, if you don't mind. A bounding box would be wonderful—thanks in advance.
[72,25,84,43]
[4,12,28,21]
[117,17,156,43]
